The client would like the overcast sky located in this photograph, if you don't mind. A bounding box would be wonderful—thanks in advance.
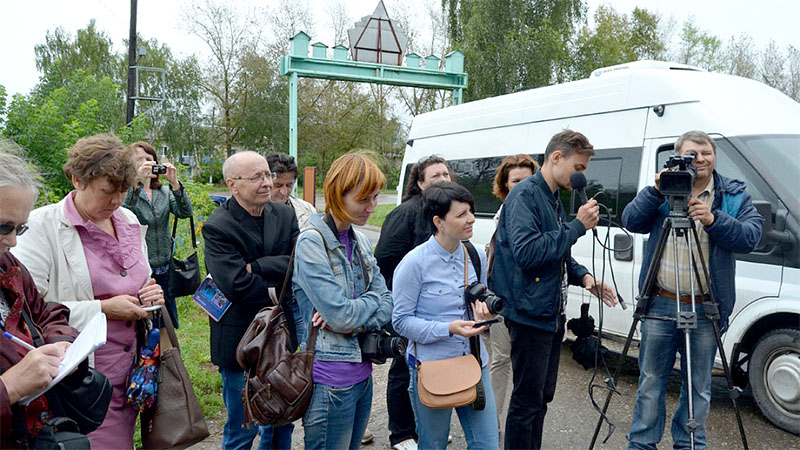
[2,0,799,98]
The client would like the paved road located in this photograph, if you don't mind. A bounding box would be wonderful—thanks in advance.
[189,341,794,450]
[187,205,796,449]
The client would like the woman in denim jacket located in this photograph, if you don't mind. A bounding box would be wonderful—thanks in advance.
[292,152,393,450]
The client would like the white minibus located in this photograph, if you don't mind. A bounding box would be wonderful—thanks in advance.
[397,60,800,433]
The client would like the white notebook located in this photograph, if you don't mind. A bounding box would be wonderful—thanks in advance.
[19,312,108,406]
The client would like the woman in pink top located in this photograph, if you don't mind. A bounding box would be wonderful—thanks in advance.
[14,134,166,449]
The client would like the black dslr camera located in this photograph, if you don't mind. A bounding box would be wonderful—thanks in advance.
[660,152,697,215]
[358,329,407,365]
[465,282,505,315]
[151,164,167,175]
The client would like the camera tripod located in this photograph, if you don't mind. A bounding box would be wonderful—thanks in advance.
[589,212,748,450]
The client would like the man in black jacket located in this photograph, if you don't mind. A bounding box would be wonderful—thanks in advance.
[202,151,299,450]
[374,155,450,450]
[492,130,617,450]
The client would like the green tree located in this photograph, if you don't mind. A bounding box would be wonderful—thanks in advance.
[235,50,289,154]
[182,0,260,157]
[570,6,666,79]
[34,20,123,95]
[0,85,7,129]
[676,18,723,71]
[724,34,758,79]
[629,7,666,60]
[3,71,125,200]
[131,36,208,161]
[444,0,585,100]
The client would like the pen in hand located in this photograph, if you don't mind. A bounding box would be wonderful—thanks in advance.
[3,331,36,351]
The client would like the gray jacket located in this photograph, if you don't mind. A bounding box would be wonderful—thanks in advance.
[123,183,193,268]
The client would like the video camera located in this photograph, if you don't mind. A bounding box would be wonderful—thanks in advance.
[660,152,697,216]
[358,329,407,365]
[465,282,505,315]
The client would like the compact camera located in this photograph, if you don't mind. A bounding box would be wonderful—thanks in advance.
[465,282,505,315]
[151,164,167,175]
[358,329,407,365]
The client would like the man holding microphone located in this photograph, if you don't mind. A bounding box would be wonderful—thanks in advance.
[491,130,618,450]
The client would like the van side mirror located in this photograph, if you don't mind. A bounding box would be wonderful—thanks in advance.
[752,201,793,251]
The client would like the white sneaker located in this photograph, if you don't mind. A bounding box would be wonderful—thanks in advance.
[392,439,418,450]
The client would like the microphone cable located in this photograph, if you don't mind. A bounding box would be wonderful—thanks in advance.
[578,191,634,443]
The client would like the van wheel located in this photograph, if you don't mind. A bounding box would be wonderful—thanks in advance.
[748,328,800,434]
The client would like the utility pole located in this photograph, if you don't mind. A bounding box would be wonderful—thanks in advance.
[126,0,138,125]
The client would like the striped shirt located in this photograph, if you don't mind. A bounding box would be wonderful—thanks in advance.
[656,177,714,296]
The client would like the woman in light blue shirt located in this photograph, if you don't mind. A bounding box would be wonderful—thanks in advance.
[392,181,499,450]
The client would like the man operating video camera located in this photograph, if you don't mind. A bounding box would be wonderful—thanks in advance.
[621,130,764,450]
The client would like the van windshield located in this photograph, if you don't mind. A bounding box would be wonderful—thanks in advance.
[738,134,800,198]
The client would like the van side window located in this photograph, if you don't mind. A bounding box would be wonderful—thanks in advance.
[448,156,507,216]
[656,139,771,203]
[560,147,643,221]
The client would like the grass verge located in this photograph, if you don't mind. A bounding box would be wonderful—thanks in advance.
[367,204,396,227]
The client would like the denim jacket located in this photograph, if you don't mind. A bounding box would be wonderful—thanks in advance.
[292,213,393,362]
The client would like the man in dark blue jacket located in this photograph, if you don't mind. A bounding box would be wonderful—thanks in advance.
[622,130,763,450]
[492,130,618,449]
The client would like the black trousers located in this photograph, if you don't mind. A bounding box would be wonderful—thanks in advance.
[386,325,417,445]
[504,315,565,450]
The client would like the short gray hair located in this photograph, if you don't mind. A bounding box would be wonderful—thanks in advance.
[0,139,41,201]
[675,130,716,154]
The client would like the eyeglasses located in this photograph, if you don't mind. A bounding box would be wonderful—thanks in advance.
[231,172,277,183]
[0,223,28,236]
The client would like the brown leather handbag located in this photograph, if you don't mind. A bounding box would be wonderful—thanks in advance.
[236,248,318,427]
[416,352,482,408]
[141,307,210,449]
[415,243,485,409]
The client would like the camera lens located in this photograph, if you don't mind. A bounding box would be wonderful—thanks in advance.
[484,293,505,314]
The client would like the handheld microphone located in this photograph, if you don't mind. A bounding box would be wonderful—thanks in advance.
[570,172,589,206]
[570,172,627,310]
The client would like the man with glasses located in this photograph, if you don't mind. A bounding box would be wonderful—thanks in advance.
[374,155,451,450]
[202,151,300,449]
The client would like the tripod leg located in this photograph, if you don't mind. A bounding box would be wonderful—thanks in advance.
[589,315,640,449]
[689,227,749,449]
[589,220,673,449]
[678,230,698,450]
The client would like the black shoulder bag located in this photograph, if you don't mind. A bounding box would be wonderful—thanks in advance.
[20,308,113,435]
[168,215,202,298]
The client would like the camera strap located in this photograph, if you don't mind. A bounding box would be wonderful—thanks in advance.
[461,244,482,367]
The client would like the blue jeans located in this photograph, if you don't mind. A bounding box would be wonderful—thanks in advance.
[409,364,499,450]
[628,295,718,450]
[220,367,294,450]
[303,377,373,450]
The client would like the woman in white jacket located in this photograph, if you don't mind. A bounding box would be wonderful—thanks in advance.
[14,134,165,449]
